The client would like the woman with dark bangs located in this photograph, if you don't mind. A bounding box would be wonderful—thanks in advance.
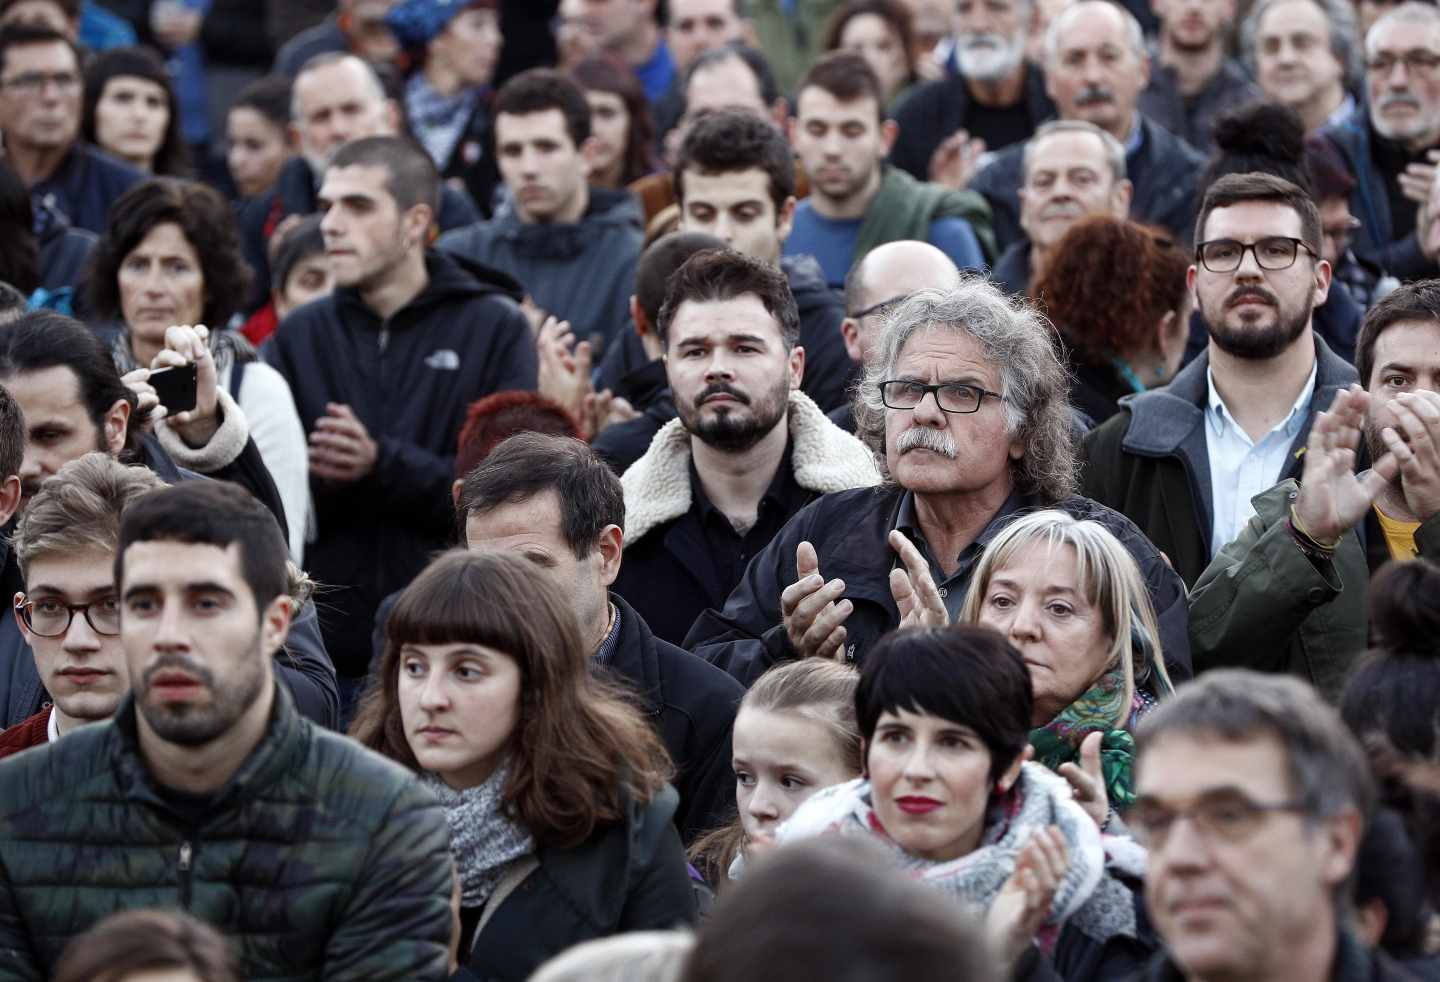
[1033,216,1192,426]
[350,550,696,982]
[569,55,659,190]
[82,47,192,177]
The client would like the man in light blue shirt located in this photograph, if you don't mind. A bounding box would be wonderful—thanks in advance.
[783,50,989,289]
[1080,171,1358,588]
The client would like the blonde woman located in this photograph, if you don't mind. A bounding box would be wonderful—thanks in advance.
[959,509,1174,815]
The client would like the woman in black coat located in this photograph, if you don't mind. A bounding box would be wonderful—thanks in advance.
[351,550,696,980]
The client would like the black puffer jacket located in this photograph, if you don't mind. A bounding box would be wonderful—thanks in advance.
[0,684,454,980]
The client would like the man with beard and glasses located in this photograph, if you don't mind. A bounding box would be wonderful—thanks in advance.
[266,135,536,716]
[1082,172,1359,590]
[1321,3,1440,285]
[684,278,1190,686]
[783,51,988,290]
[1140,0,1262,152]
[610,248,880,647]
[968,0,1205,251]
[0,480,455,979]
[887,0,1056,189]
[1185,281,1440,699]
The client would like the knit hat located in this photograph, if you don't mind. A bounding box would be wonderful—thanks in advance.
[385,0,497,50]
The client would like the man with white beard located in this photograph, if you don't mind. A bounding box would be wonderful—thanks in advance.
[887,0,1056,189]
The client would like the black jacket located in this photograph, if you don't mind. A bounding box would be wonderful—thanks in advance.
[465,784,697,982]
[685,484,1192,688]
[969,114,1205,252]
[888,66,1056,181]
[591,358,677,473]
[0,684,454,981]
[35,209,95,295]
[239,156,481,314]
[0,434,339,730]
[1080,336,1358,588]
[1126,931,1418,982]
[991,240,1032,295]
[263,251,538,674]
[29,143,142,236]
[1137,55,1262,153]
[591,254,856,421]
[604,594,742,842]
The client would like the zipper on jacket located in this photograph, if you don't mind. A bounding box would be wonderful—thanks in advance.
[178,841,193,908]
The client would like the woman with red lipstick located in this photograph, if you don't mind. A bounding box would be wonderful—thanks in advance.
[689,660,862,889]
[350,550,696,981]
[771,626,1156,980]
[962,509,1176,821]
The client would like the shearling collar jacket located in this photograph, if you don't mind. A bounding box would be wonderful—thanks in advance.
[621,390,880,546]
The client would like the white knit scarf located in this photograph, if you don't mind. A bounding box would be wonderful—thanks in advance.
[422,763,535,908]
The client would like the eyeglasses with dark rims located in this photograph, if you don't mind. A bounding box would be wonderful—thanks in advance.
[15,596,121,638]
[1194,236,1317,274]
[879,380,1003,414]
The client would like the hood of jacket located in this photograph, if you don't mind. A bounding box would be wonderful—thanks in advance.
[780,254,837,318]
[485,186,642,261]
[620,390,881,546]
[331,249,524,327]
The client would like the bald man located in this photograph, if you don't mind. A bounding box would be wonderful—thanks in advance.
[831,241,963,429]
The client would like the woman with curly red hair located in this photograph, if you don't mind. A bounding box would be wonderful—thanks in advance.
[1034,216,1192,425]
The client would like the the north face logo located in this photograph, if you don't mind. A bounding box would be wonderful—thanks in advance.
[425,349,460,370]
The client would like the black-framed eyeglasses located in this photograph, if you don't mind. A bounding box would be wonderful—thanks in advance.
[1366,50,1440,78]
[880,379,1002,414]
[15,596,121,638]
[1128,792,1308,849]
[849,293,913,320]
[0,71,80,95]
[1195,236,1317,273]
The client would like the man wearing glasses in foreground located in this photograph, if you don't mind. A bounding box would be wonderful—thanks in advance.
[1082,172,1358,589]
[687,276,1190,686]
[1129,669,1414,982]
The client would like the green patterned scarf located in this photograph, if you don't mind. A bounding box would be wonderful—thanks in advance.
[1028,667,1138,810]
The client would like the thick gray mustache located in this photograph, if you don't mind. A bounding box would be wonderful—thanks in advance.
[898,427,958,458]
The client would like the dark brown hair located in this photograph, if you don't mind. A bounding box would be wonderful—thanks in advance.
[82,46,192,177]
[655,247,800,349]
[1193,171,1321,256]
[569,54,658,186]
[1035,217,1190,362]
[1355,279,1440,390]
[820,0,917,94]
[797,50,886,123]
[87,177,252,327]
[674,109,795,216]
[53,909,240,982]
[350,550,672,848]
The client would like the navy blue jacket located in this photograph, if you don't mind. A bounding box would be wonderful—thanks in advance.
[1321,108,1440,282]
[686,484,1192,688]
[238,155,481,314]
[969,114,1205,252]
[264,251,537,674]
[29,143,142,236]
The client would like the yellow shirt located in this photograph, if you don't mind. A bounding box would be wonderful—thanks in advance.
[1374,505,1421,561]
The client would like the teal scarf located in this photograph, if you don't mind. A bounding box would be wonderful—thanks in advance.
[1028,668,1138,810]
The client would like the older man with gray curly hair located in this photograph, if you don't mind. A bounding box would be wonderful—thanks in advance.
[686,278,1191,687]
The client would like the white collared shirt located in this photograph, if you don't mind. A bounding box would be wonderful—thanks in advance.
[1205,362,1318,558]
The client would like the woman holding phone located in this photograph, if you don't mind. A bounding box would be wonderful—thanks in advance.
[86,177,310,562]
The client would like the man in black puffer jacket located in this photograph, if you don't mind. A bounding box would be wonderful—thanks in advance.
[0,481,454,981]
[265,136,536,710]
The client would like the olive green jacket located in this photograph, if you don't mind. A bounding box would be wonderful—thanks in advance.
[749,0,844,96]
[1188,479,1440,701]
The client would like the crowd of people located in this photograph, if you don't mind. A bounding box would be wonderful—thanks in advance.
[0,0,1434,979]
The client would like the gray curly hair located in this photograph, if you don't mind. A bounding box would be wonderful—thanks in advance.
[854,280,1078,502]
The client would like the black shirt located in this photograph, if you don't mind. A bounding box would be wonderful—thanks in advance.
[689,447,812,600]
[893,487,1023,619]
[963,99,1038,156]
[1371,127,1428,238]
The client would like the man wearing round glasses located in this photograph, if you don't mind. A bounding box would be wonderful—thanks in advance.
[1083,171,1358,588]
[0,453,163,758]
[687,278,1190,686]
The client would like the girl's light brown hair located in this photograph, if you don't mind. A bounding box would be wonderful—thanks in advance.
[53,908,239,982]
[350,549,672,848]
